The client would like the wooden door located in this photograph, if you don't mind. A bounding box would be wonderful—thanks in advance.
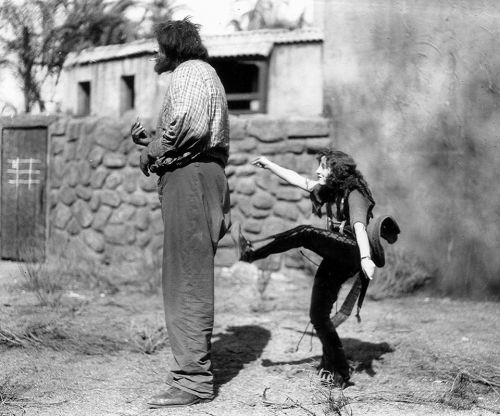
[1,126,48,261]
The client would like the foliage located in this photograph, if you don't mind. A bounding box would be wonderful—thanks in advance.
[0,0,177,113]
[229,0,306,31]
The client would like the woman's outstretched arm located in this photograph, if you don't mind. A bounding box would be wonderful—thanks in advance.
[252,156,318,191]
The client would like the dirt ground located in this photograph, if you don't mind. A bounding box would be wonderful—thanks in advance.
[0,260,499,416]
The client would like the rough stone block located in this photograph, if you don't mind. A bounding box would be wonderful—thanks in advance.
[275,187,306,202]
[286,117,330,138]
[77,160,91,185]
[99,190,121,207]
[82,229,105,253]
[215,247,237,267]
[235,166,257,177]
[89,193,100,211]
[67,120,83,141]
[50,118,68,136]
[88,146,105,168]
[139,176,157,193]
[136,230,152,247]
[151,210,163,233]
[251,192,275,210]
[127,150,140,167]
[92,205,112,231]
[145,193,161,209]
[228,153,248,166]
[298,199,312,218]
[273,201,299,221]
[235,178,256,196]
[247,116,286,142]
[75,185,93,201]
[109,204,136,224]
[134,208,150,230]
[67,218,81,235]
[94,120,122,151]
[90,169,109,189]
[229,115,247,140]
[63,162,80,187]
[129,193,147,207]
[235,195,252,217]
[59,186,77,206]
[103,224,135,245]
[232,137,257,152]
[225,165,236,177]
[122,171,138,193]
[284,250,305,269]
[257,142,289,155]
[84,118,99,135]
[250,207,271,219]
[104,172,123,189]
[63,141,77,161]
[72,200,93,228]
[243,218,263,234]
[304,137,334,152]
[76,133,93,160]
[103,153,126,168]
[51,136,66,155]
[52,204,72,229]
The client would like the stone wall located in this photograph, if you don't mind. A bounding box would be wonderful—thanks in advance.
[47,114,331,274]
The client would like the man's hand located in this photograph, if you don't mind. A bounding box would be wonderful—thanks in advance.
[139,148,155,177]
[131,120,152,146]
[361,257,376,280]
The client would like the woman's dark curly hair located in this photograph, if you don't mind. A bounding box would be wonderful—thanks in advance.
[154,17,208,67]
[317,148,375,214]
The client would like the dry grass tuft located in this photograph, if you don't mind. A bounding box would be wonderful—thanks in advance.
[129,321,168,354]
[0,322,125,355]
[369,247,432,299]
[0,376,29,416]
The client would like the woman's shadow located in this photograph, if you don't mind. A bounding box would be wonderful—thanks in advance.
[212,325,271,394]
[261,332,394,377]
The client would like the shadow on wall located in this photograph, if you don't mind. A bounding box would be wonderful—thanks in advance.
[323,2,500,299]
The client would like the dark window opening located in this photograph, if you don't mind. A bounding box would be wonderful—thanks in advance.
[77,81,91,116]
[120,75,135,114]
[210,59,268,114]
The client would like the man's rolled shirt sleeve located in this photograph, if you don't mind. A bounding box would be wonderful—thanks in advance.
[147,65,210,159]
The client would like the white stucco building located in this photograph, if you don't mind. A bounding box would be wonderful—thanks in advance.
[60,28,324,119]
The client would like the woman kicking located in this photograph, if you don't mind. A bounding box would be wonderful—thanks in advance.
[235,148,378,387]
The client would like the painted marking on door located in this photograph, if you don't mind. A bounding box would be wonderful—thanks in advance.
[7,157,42,188]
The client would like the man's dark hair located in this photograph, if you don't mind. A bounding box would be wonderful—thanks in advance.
[154,17,209,67]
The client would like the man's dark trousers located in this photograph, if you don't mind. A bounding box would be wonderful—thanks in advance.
[158,159,230,399]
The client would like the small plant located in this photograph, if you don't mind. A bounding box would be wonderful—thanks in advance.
[18,255,67,307]
[0,375,29,415]
[129,320,167,354]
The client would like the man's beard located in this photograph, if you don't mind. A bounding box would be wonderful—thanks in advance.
[154,55,176,74]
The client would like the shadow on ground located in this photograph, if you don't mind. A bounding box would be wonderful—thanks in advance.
[261,335,393,377]
[212,325,271,393]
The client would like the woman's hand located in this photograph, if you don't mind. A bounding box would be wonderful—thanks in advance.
[252,156,272,169]
[361,257,376,280]
[131,119,152,146]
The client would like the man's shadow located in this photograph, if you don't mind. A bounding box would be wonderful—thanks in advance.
[261,332,393,377]
[212,325,271,394]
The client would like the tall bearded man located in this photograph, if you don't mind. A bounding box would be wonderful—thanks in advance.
[131,18,230,408]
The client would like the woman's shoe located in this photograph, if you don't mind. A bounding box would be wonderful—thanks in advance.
[231,223,254,262]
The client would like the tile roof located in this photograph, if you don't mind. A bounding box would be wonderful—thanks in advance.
[64,27,323,66]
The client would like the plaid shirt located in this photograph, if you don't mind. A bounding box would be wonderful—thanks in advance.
[147,60,229,171]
